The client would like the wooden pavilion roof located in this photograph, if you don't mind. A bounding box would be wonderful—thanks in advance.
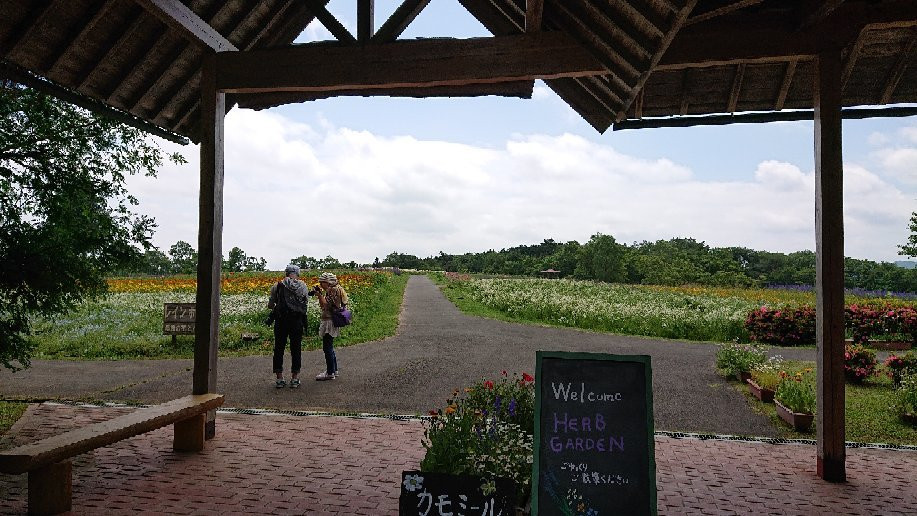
[1,0,916,142]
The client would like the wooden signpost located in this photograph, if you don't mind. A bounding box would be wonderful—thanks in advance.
[163,303,196,344]
[533,351,656,515]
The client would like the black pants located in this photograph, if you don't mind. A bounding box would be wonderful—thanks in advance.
[273,312,303,374]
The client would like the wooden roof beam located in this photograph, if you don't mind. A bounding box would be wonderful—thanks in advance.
[880,31,917,104]
[214,32,607,94]
[526,0,544,33]
[134,0,237,51]
[371,0,431,43]
[775,58,797,111]
[614,106,917,130]
[727,62,745,113]
[840,30,866,92]
[46,0,117,77]
[304,1,357,43]
[798,0,846,31]
[358,0,373,43]
[4,0,59,59]
[685,0,764,27]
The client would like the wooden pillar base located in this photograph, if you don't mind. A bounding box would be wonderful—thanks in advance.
[173,413,206,452]
[28,461,71,515]
[205,417,215,440]
[817,456,847,483]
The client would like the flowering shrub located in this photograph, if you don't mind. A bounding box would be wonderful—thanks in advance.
[750,355,785,391]
[421,373,536,501]
[715,341,766,377]
[744,305,816,346]
[895,372,917,418]
[884,352,917,387]
[844,344,877,383]
[775,369,816,415]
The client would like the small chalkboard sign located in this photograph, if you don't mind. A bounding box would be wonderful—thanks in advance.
[399,471,516,516]
[533,351,656,516]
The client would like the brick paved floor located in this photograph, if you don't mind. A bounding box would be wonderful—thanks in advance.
[1,404,916,515]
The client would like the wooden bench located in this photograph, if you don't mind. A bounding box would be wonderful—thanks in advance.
[0,394,224,515]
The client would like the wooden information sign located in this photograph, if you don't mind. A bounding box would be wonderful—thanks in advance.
[163,303,196,338]
[533,351,656,516]
[399,471,516,516]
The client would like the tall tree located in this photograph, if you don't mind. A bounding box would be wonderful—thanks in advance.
[0,84,183,370]
[900,211,917,258]
[168,240,197,274]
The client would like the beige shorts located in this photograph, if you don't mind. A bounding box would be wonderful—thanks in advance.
[318,319,340,338]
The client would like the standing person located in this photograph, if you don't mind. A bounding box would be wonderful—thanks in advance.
[268,265,309,388]
[314,272,347,381]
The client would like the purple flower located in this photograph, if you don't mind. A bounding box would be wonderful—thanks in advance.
[494,395,502,410]
[508,399,517,417]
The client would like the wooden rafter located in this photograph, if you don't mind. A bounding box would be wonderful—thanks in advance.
[840,29,866,92]
[775,58,797,111]
[134,0,237,52]
[358,0,374,43]
[214,32,607,94]
[685,0,764,27]
[304,1,356,43]
[103,22,167,103]
[799,0,847,31]
[77,8,147,93]
[46,0,116,77]
[614,106,917,130]
[4,0,59,59]
[526,0,544,33]
[680,68,690,115]
[634,87,644,118]
[549,0,641,80]
[727,62,745,113]
[618,0,697,121]
[371,0,431,43]
[880,31,917,104]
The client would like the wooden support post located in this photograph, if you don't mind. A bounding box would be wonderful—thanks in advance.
[358,0,374,43]
[814,47,846,483]
[28,461,71,515]
[173,413,206,452]
[194,53,225,440]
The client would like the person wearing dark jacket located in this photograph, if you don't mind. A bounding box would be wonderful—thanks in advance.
[268,264,309,388]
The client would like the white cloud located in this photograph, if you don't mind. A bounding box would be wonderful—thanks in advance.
[874,147,917,186]
[900,126,917,144]
[130,109,916,267]
[867,131,890,146]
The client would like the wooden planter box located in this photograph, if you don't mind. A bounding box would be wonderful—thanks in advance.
[775,400,814,432]
[736,371,751,383]
[747,378,775,403]
[845,338,913,351]
[902,412,917,427]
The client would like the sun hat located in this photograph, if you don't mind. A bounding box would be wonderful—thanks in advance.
[284,264,301,276]
[318,272,338,285]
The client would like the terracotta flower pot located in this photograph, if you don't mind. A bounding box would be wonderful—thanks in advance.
[747,378,775,403]
[775,400,814,432]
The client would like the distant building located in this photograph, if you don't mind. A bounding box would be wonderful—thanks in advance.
[540,268,560,279]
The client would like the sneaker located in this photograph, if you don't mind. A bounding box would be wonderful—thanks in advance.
[275,378,286,389]
[315,371,335,381]
[290,378,301,389]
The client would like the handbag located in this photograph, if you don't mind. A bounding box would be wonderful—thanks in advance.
[331,304,352,327]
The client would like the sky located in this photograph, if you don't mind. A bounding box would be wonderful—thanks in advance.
[127,0,917,269]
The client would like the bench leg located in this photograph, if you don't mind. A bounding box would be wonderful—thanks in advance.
[173,413,206,452]
[28,460,71,515]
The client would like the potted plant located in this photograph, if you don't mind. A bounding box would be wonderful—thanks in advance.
[419,372,536,511]
[844,344,878,384]
[774,369,816,432]
[895,371,917,426]
[884,352,917,387]
[715,341,766,382]
[748,356,784,402]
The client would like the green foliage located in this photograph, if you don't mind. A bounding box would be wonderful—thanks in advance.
[715,341,766,377]
[421,374,536,501]
[0,401,27,434]
[0,84,183,370]
[899,211,917,258]
[574,233,626,282]
[884,352,917,387]
[223,246,267,272]
[750,355,785,391]
[775,369,816,415]
[895,372,917,417]
[168,240,197,274]
[745,305,816,346]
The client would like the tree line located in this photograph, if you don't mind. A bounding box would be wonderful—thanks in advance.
[378,234,917,293]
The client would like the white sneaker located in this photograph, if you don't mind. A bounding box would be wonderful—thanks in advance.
[315,371,335,381]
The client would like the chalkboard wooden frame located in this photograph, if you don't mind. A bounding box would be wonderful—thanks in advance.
[532,351,656,515]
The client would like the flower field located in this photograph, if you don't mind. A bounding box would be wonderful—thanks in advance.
[435,274,917,344]
[30,271,407,360]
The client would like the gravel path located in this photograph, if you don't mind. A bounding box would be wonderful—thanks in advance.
[0,275,819,436]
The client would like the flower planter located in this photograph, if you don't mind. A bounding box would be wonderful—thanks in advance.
[775,400,814,432]
[736,371,751,383]
[902,413,917,427]
[845,338,913,351]
[746,378,774,403]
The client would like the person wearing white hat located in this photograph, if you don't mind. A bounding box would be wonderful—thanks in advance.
[314,271,347,380]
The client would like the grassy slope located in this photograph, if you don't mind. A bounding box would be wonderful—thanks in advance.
[0,401,27,435]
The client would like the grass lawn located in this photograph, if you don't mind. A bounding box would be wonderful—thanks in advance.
[28,271,409,360]
[732,360,917,445]
[0,401,27,435]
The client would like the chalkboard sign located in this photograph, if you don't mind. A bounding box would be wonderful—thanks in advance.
[533,351,656,516]
[399,471,516,516]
